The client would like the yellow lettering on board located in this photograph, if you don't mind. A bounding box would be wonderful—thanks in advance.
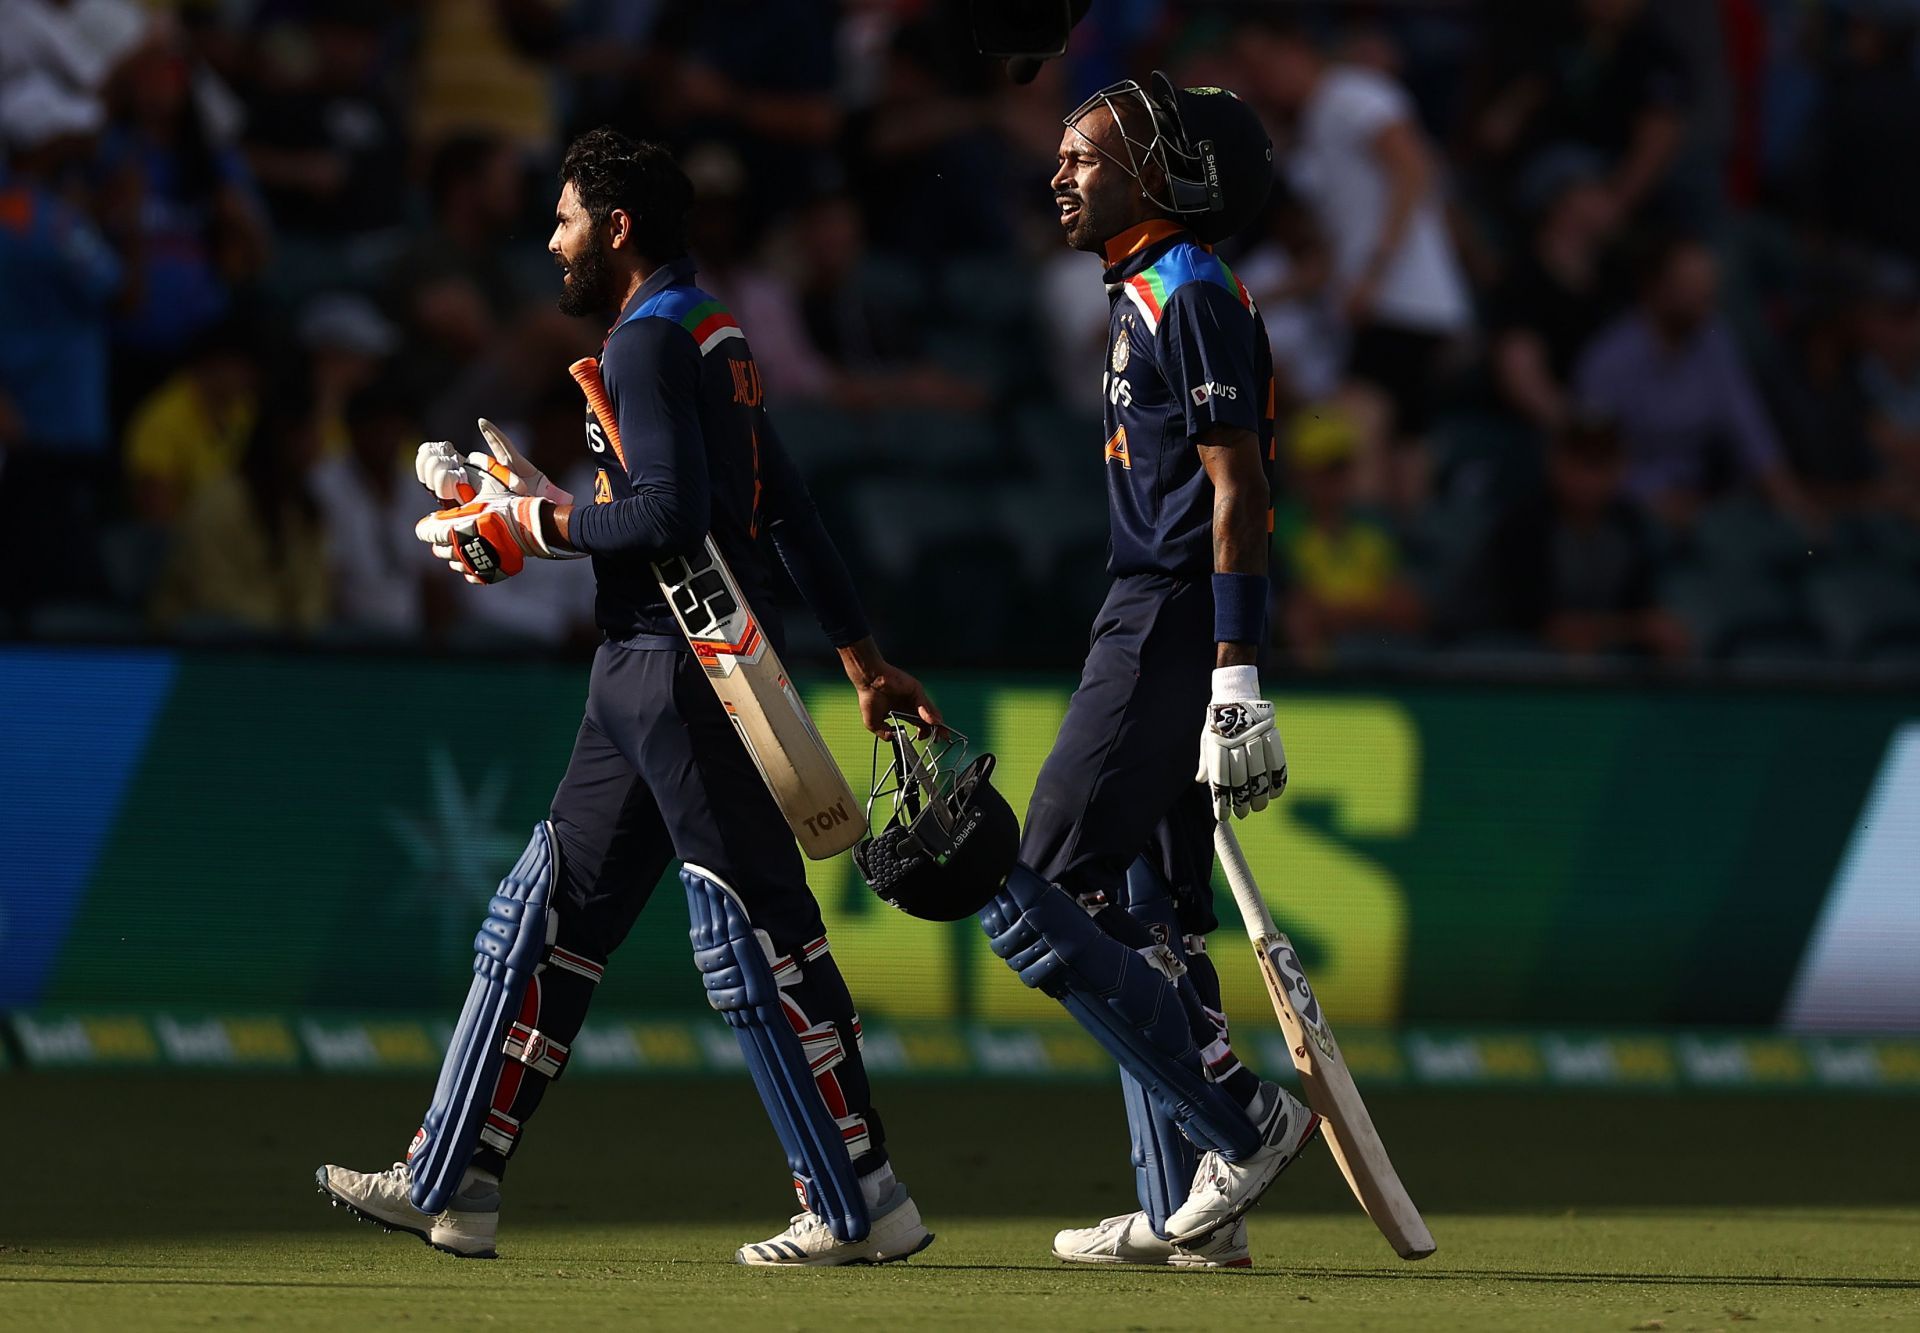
[1215,698,1418,1028]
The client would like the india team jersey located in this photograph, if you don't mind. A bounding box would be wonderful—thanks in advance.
[1099,223,1277,578]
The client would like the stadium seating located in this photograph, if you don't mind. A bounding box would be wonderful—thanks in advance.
[1803,565,1920,662]
[1659,568,1821,662]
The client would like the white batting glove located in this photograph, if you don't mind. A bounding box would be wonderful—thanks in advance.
[415,440,507,504]
[414,495,567,585]
[1196,665,1288,822]
[469,417,574,505]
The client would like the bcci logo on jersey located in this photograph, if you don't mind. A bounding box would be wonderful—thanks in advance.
[1110,333,1129,373]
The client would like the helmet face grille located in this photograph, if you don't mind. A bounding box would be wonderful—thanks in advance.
[854,725,1018,922]
[1063,71,1272,243]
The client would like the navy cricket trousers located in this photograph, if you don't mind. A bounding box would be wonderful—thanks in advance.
[1020,573,1222,937]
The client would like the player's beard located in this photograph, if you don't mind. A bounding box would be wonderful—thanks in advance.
[556,235,616,317]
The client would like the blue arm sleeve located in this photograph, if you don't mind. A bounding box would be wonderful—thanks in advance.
[760,412,871,646]
[1155,283,1262,440]
[570,318,711,558]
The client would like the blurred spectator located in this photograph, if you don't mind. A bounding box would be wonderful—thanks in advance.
[0,0,150,95]
[410,0,560,156]
[1274,406,1426,667]
[1573,235,1804,524]
[0,71,124,620]
[392,131,543,320]
[1812,10,1920,259]
[855,14,1014,254]
[1238,16,1472,508]
[1036,244,1113,419]
[124,317,258,524]
[95,19,268,407]
[555,0,672,140]
[756,195,983,412]
[297,291,399,458]
[1859,269,1920,520]
[1488,152,1620,433]
[1469,0,1691,229]
[1470,417,1687,661]
[686,141,828,403]
[1234,189,1343,411]
[1771,298,1879,514]
[149,369,327,635]
[673,0,841,218]
[243,1,406,280]
[309,377,431,637]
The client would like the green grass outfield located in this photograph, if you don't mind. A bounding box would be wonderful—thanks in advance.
[4,1076,1916,1331]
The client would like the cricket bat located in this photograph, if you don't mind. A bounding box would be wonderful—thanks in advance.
[555,356,864,860]
[1215,822,1436,1260]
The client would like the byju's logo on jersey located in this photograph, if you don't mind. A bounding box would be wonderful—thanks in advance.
[585,418,608,454]
[1190,381,1239,406]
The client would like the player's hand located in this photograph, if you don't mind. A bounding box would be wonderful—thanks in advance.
[1196,667,1288,821]
[845,654,944,739]
[414,494,567,585]
[416,440,508,504]
[470,417,574,505]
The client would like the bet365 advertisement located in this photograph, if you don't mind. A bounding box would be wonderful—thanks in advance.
[2,646,1917,1082]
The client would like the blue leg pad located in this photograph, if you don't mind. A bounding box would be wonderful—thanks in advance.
[411,822,556,1213]
[980,864,1260,1160]
[684,864,871,1244]
[1121,859,1200,1236]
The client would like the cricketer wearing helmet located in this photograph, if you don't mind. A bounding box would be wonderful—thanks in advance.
[977,75,1316,1269]
[316,128,941,1268]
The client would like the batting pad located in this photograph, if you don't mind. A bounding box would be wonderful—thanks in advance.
[684,865,872,1244]
[981,865,1261,1160]
[410,822,556,1214]
[1119,860,1202,1235]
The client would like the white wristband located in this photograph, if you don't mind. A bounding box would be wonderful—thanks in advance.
[1210,664,1260,704]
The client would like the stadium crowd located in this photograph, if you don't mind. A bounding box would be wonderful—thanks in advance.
[4,0,1920,673]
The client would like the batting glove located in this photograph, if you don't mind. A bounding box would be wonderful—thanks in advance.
[414,494,568,585]
[469,417,574,504]
[1196,665,1288,822]
[415,440,508,505]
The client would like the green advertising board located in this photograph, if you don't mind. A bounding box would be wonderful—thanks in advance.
[3,646,1917,1068]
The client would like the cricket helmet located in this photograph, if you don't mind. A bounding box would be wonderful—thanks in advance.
[1065,70,1274,243]
[853,719,1019,922]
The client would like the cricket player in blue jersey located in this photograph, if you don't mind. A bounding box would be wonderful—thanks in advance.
[976,76,1317,1268]
[317,129,940,1267]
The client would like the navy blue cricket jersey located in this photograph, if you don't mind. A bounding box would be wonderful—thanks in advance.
[567,257,867,649]
[1098,222,1276,578]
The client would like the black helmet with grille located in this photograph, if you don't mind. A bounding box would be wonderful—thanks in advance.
[1065,70,1274,243]
[853,720,1018,922]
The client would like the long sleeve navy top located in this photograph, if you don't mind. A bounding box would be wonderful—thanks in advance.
[569,258,869,650]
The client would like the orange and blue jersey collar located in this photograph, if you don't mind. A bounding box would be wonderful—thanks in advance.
[1102,219,1194,282]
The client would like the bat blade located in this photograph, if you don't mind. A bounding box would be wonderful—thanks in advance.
[1217,823,1436,1260]
[567,357,861,860]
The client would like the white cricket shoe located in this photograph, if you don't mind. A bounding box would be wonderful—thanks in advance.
[315,1161,501,1259]
[1052,1211,1251,1269]
[735,1182,935,1266]
[1164,1083,1321,1245]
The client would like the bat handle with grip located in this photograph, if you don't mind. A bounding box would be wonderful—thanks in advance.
[1214,822,1280,944]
